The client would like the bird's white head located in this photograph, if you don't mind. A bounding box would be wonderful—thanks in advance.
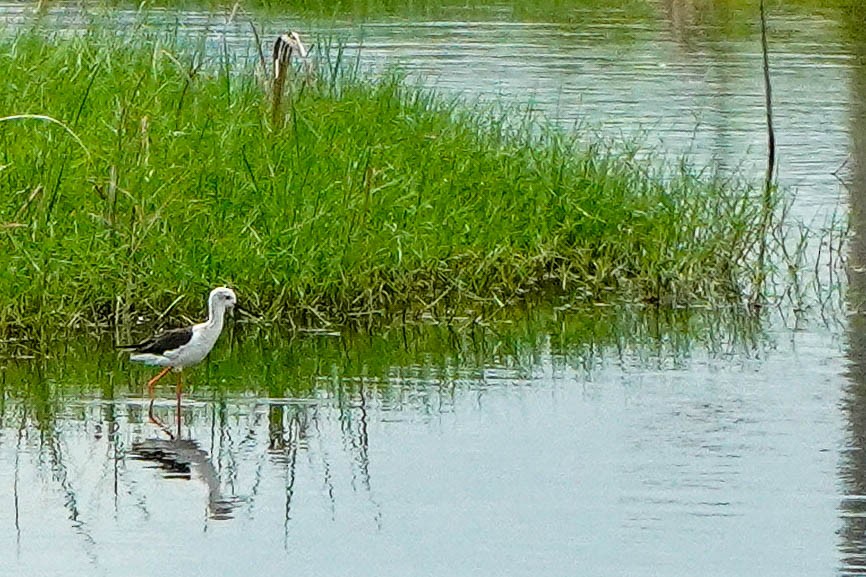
[209,287,237,310]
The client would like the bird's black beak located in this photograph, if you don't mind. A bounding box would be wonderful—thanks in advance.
[234,304,257,320]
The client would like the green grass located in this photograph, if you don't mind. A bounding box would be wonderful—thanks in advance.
[0,26,776,339]
[108,0,658,22]
[93,0,862,24]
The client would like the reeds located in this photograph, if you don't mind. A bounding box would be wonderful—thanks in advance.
[0,27,779,337]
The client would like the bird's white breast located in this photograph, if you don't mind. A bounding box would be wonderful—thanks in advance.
[166,322,221,368]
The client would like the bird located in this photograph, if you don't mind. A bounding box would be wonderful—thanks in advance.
[273,31,308,79]
[118,287,237,419]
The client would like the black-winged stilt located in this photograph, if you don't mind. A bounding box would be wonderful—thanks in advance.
[119,287,237,418]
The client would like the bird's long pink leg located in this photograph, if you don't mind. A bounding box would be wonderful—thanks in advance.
[146,367,173,432]
[175,372,183,437]
[147,401,174,438]
[146,367,172,398]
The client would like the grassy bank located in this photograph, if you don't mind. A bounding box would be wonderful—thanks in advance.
[105,0,657,22]
[92,0,861,23]
[0,27,774,338]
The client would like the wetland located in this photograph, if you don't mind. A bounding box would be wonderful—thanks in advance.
[0,1,864,575]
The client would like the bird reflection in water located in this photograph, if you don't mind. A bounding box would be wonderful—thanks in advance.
[131,434,240,520]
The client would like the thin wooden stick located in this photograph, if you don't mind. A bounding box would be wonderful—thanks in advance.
[760,0,775,190]
[752,0,775,308]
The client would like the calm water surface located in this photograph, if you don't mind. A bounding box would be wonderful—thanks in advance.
[0,310,850,576]
[2,1,866,576]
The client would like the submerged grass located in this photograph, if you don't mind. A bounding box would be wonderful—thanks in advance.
[0,26,777,337]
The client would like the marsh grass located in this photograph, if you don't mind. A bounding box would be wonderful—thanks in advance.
[95,0,656,22]
[0,26,779,338]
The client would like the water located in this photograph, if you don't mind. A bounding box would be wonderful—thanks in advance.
[1,1,864,575]
[0,309,848,576]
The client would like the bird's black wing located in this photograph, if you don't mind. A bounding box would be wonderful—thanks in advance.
[117,326,194,355]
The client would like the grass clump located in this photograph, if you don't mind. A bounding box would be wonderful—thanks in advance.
[0,26,774,337]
